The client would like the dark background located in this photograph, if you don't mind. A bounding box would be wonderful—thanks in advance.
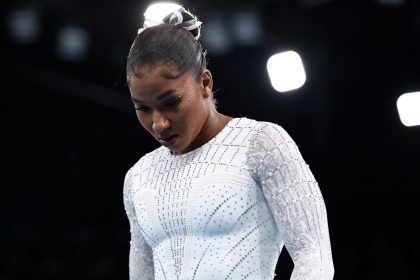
[1,0,420,279]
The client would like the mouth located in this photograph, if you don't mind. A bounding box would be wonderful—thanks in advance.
[158,135,178,147]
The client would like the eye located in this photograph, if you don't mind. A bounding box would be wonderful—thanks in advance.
[164,96,181,109]
[134,104,152,113]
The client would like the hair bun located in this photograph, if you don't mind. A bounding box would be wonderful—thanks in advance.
[138,7,202,40]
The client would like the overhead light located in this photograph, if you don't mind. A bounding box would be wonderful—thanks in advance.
[56,26,90,62]
[267,51,306,93]
[231,11,262,46]
[202,19,233,56]
[397,91,420,127]
[8,8,40,44]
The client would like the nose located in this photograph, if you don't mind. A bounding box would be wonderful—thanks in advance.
[152,111,170,134]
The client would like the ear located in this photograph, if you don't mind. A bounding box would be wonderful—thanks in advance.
[201,69,213,98]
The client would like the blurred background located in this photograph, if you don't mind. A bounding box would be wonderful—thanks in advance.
[1,0,420,279]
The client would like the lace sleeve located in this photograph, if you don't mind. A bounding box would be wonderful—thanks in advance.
[247,123,334,279]
[123,169,155,280]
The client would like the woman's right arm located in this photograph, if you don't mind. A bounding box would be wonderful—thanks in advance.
[123,168,155,280]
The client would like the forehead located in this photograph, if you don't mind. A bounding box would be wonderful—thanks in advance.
[132,64,180,80]
[129,65,196,98]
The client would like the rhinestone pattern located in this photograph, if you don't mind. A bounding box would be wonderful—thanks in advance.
[123,118,334,279]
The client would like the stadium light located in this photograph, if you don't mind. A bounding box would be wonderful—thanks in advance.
[231,11,262,46]
[202,18,232,56]
[397,91,420,127]
[56,26,90,62]
[8,8,40,44]
[266,51,306,93]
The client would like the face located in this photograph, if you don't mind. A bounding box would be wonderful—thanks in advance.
[128,64,213,155]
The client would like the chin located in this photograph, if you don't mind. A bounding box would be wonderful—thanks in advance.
[171,143,190,155]
[170,147,183,155]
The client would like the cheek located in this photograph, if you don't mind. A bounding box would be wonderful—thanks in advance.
[180,98,206,134]
[135,113,153,133]
[175,100,196,126]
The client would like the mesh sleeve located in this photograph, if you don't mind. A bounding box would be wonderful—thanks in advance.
[247,123,334,279]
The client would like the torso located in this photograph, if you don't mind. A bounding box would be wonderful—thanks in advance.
[130,117,282,280]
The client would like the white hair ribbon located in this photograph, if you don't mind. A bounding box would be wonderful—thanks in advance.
[137,7,202,40]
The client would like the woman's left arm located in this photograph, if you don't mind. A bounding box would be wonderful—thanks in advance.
[248,123,334,280]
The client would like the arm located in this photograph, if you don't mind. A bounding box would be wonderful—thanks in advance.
[248,123,334,279]
[123,168,155,280]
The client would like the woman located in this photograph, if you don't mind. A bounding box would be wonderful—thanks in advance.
[123,6,334,280]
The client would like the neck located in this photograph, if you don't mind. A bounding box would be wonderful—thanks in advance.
[172,109,232,155]
[200,108,232,141]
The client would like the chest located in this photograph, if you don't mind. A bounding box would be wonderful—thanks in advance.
[132,167,273,247]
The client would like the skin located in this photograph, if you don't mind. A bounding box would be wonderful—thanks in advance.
[128,64,232,155]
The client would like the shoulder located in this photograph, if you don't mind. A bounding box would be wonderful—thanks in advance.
[123,167,135,207]
[129,145,167,175]
[240,118,294,145]
[228,117,281,138]
[229,117,295,148]
[246,120,300,162]
[234,117,287,133]
[123,146,164,190]
[230,117,259,127]
[246,121,304,176]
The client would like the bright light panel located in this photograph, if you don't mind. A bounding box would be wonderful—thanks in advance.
[267,51,306,93]
[8,8,40,44]
[397,91,420,127]
[56,27,89,61]
[231,11,262,46]
[144,2,181,26]
[202,19,232,55]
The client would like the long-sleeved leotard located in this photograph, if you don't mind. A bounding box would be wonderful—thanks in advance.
[123,117,334,280]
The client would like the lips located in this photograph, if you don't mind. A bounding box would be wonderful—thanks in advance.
[158,135,178,147]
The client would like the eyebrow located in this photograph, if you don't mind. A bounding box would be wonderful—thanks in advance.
[131,91,175,104]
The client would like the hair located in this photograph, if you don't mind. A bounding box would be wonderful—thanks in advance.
[126,8,207,82]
